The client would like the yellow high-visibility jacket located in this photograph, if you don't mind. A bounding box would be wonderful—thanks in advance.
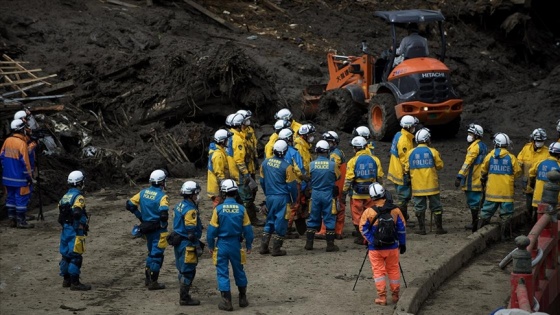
[294,137,312,174]
[207,145,230,198]
[405,144,444,197]
[387,129,414,185]
[229,128,249,176]
[343,149,384,199]
[481,148,522,202]
[291,120,302,138]
[517,142,549,194]
[242,125,259,174]
[457,139,488,192]
[529,156,559,207]
[264,132,278,159]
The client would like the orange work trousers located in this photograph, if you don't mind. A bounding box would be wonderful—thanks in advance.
[369,248,400,298]
[351,198,373,226]
[316,198,345,236]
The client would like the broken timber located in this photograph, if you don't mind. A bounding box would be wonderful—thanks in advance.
[183,0,239,32]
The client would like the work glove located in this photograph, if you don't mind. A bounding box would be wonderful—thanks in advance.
[454,177,462,188]
[399,244,406,255]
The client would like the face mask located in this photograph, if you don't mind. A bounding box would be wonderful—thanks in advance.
[308,136,315,143]
[534,141,544,148]
[195,195,201,203]
[467,135,474,143]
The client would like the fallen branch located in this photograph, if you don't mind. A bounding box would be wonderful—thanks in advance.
[262,0,286,13]
[183,0,239,32]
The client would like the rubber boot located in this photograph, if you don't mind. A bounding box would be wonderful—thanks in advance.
[399,204,415,228]
[435,213,447,235]
[391,288,400,304]
[415,213,426,235]
[246,202,264,227]
[304,229,315,250]
[62,275,71,288]
[353,225,364,245]
[148,271,166,290]
[500,218,512,241]
[259,233,271,255]
[270,237,287,256]
[351,224,359,237]
[470,209,479,233]
[238,286,249,307]
[144,267,150,286]
[375,293,387,306]
[477,217,490,230]
[218,291,233,311]
[180,283,200,306]
[70,276,91,291]
[325,230,339,252]
[16,212,34,229]
[7,207,17,228]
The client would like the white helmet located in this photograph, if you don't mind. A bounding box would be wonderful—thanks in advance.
[315,140,330,153]
[351,136,367,149]
[467,123,484,137]
[274,119,291,131]
[14,110,28,121]
[237,109,252,125]
[273,139,289,158]
[274,108,293,121]
[415,128,431,144]
[278,128,294,141]
[322,131,339,144]
[10,119,26,131]
[400,115,418,128]
[180,181,201,195]
[149,169,167,185]
[299,124,316,136]
[353,126,371,139]
[68,170,85,186]
[214,129,230,144]
[229,113,245,127]
[530,128,547,141]
[368,182,386,200]
[548,142,560,155]
[493,132,511,148]
[225,114,235,127]
[220,178,238,193]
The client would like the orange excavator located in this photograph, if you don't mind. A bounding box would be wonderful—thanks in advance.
[303,9,463,140]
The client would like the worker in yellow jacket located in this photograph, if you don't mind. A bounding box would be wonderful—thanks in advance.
[387,115,419,227]
[478,133,522,238]
[274,108,302,139]
[207,129,232,208]
[265,120,291,159]
[517,128,549,218]
[404,128,445,235]
[528,142,560,222]
[237,110,259,179]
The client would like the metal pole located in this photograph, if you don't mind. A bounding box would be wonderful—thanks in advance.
[399,262,407,288]
[352,249,369,291]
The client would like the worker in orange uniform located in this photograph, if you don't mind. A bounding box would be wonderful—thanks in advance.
[528,142,560,222]
[517,128,549,221]
[359,182,406,306]
[404,128,446,235]
[342,136,384,244]
[207,129,233,208]
[265,120,291,159]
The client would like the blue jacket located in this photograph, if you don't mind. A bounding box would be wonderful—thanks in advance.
[59,188,88,231]
[260,156,298,202]
[310,156,339,193]
[127,186,169,223]
[173,199,202,246]
[207,197,254,250]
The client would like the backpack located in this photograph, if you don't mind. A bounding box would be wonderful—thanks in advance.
[372,205,397,247]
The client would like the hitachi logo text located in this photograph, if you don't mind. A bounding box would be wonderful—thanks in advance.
[422,73,445,78]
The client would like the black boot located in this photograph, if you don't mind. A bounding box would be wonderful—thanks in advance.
[351,224,359,236]
[477,217,490,230]
[218,291,233,311]
[62,275,71,288]
[304,229,315,250]
[259,233,271,255]
[270,236,287,256]
[246,202,265,227]
[70,275,91,291]
[400,204,415,228]
[325,230,339,252]
[16,213,34,229]
[7,208,16,228]
[238,286,249,308]
[500,218,512,241]
[435,213,447,234]
[144,267,150,286]
[148,271,166,290]
[415,213,426,235]
[180,283,200,306]
[469,209,479,233]
[353,225,364,244]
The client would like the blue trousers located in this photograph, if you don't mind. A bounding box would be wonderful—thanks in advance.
[214,237,247,291]
[412,194,443,215]
[145,229,167,272]
[59,224,85,277]
[263,195,289,237]
[306,191,336,230]
[394,184,411,207]
[174,240,198,285]
[5,186,31,217]
[480,201,514,220]
[464,191,483,210]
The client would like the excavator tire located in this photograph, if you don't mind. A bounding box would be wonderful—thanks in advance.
[317,89,364,132]
[369,93,399,141]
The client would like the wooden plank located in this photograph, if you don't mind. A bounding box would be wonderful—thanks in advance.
[42,79,75,95]
[0,69,42,75]
[1,72,27,96]
[1,82,46,96]
[0,61,29,64]
[262,0,286,13]
[183,0,238,32]
[0,74,57,87]
[1,54,51,86]
[29,104,65,112]
[106,0,138,8]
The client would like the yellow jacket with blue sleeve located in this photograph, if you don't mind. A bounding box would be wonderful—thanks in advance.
[481,148,522,202]
[294,137,312,174]
[206,197,254,250]
[517,142,549,193]
[529,156,559,207]
[207,144,230,198]
[387,129,414,185]
[405,144,444,197]
[291,120,302,138]
[457,139,488,192]
[343,149,384,199]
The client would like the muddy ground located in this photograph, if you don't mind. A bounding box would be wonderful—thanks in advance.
[1,0,559,314]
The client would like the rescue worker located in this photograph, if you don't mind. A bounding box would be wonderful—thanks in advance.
[290,123,315,234]
[478,133,522,238]
[359,183,406,306]
[126,169,170,290]
[295,124,315,174]
[0,119,34,228]
[342,136,384,244]
[316,131,346,239]
[404,128,446,235]
[274,108,302,138]
[14,110,38,221]
[528,142,560,221]
[227,113,263,226]
[207,179,254,311]
[455,124,488,232]
[259,140,299,256]
[517,128,549,220]
[208,129,233,207]
[58,170,91,290]
[353,125,375,155]
[394,23,429,66]
[387,115,418,228]
[265,119,291,159]
[172,181,203,306]
[304,140,340,252]
[236,109,258,178]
